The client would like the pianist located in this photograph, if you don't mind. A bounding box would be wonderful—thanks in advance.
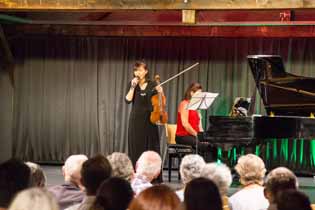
[175,82,212,160]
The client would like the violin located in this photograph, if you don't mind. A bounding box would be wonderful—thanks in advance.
[150,75,168,125]
[149,62,200,124]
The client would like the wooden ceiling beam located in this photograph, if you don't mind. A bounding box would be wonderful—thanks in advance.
[0,0,314,11]
[3,10,315,24]
[5,24,315,38]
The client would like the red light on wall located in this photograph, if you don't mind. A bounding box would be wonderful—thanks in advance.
[280,11,291,21]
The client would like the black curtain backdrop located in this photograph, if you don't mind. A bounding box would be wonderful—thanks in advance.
[9,37,315,162]
[0,70,13,163]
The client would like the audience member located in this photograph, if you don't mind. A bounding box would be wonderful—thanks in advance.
[5,154,313,210]
[229,154,269,210]
[67,154,112,210]
[201,163,232,210]
[131,151,162,195]
[49,154,88,210]
[129,185,180,210]
[107,152,134,182]
[91,177,133,210]
[184,177,223,210]
[177,154,206,201]
[276,189,311,210]
[26,162,47,187]
[8,188,59,210]
[264,167,298,210]
[0,159,31,210]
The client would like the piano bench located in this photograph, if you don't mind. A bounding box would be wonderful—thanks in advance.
[167,144,194,182]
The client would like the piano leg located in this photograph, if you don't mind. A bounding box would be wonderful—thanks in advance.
[175,135,216,162]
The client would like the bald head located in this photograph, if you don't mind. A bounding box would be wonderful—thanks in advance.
[264,167,298,203]
[63,154,88,186]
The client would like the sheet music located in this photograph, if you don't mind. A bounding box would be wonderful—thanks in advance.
[187,92,219,110]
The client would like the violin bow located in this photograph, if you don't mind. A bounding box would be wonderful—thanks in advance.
[158,62,199,87]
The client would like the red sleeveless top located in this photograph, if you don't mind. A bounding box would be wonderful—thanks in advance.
[176,100,200,136]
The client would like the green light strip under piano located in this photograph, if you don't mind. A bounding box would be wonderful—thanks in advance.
[216,138,315,172]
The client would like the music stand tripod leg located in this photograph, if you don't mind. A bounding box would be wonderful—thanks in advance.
[195,95,207,155]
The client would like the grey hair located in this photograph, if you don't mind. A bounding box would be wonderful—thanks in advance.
[136,151,162,179]
[201,163,232,195]
[8,188,59,210]
[235,154,266,186]
[180,154,206,185]
[264,167,298,199]
[107,152,134,182]
[25,162,47,187]
[63,154,88,182]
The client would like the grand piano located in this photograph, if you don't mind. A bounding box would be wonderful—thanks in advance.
[200,55,315,149]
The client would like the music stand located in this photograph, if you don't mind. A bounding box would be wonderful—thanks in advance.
[187,92,219,154]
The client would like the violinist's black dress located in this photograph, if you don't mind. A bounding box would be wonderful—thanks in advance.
[126,80,160,165]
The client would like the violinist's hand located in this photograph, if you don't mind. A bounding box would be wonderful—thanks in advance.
[131,77,139,88]
[155,85,163,93]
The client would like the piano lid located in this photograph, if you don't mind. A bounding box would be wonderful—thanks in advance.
[247,55,315,116]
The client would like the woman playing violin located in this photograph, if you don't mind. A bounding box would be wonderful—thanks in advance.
[125,61,163,165]
[175,82,212,158]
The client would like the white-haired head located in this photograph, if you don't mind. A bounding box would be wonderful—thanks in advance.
[201,162,232,195]
[180,154,206,185]
[25,162,47,188]
[235,154,266,186]
[8,188,59,210]
[63,154,88,186]
[136,151,162,181]
[107,152,134,182]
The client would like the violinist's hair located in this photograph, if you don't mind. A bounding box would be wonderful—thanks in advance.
[134,61,148,71]
[184,82,202,100]
[133,60,150,81]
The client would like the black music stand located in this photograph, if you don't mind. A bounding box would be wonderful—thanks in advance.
[187,92,219,154]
